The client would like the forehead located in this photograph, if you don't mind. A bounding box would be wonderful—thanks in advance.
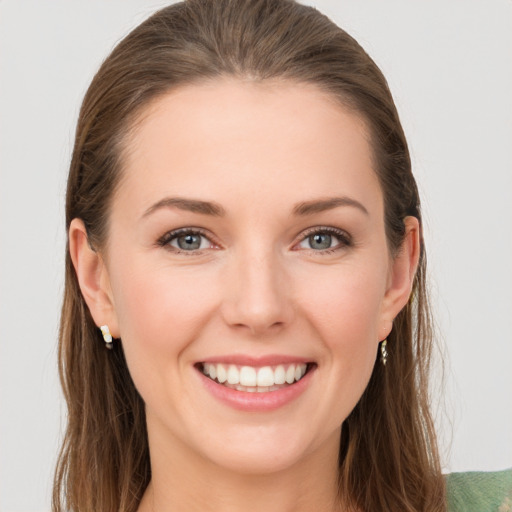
[117,78,382,217]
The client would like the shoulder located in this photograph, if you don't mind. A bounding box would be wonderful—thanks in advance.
[445,468,512,512]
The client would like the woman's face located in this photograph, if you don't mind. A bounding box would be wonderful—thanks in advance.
[91,79,414,475]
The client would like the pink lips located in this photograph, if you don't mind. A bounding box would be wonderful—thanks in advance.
[196,355,315,412]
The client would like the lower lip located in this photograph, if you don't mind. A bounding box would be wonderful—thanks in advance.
[197,366,315,412]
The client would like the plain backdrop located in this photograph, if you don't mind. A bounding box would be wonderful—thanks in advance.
[1,1,511,511]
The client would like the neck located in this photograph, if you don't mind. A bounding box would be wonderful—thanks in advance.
[138,423,343,512]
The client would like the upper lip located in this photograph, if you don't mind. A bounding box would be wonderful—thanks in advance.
[198,354,313,366]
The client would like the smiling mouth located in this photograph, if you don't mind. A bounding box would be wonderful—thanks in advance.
[197,362,315,393]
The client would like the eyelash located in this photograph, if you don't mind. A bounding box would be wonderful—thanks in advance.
[157,226,352,255]
[297,226,353,255]
[157,227,216,255]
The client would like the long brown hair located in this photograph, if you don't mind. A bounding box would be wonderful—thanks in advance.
[53,1,445,510]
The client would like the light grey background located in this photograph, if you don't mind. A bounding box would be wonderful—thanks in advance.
[1,1,511,510]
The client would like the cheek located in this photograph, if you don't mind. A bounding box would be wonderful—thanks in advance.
[107,258,225,429]
[296,261,387,346]
[108,256,220,387]
[295,260,387,398]
[112,257,215,338]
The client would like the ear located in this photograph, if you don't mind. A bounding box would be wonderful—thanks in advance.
[68,218,119,337]
[378,216,421,341]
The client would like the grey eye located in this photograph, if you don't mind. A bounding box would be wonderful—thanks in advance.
[297,228,351,252]
[308,233,333,250]
[173,233,205,250]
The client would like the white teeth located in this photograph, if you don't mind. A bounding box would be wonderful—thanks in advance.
[216,364,227,383]
[285,365,296,384]
[257,366,274,387]
[202,362,308,390]
[227,365,239,385]
[240,366,257,386]
[274,365,286,385]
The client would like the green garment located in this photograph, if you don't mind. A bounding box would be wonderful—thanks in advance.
[446,469,512,512]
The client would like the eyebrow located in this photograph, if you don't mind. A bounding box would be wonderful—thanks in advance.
[142,197,226,218]
[142,195,368,219]
[292,196,369,216]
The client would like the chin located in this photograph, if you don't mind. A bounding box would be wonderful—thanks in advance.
[204,439,317,476]
[189,420,341,477]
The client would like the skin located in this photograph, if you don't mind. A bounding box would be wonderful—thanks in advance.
[70,79,420,512]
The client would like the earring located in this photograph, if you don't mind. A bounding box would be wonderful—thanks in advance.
[100,325,113,350]
[380,339,388,366]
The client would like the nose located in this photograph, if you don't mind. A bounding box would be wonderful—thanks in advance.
[221,248,294,336]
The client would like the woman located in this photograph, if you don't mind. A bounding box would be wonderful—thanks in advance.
[52,1,510,511]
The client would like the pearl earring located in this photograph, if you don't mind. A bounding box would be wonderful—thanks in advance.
[100,325,113,350]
